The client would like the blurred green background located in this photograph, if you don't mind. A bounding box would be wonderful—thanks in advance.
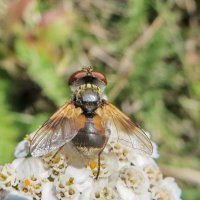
[0,0,199,199]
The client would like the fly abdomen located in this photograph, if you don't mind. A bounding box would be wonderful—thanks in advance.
[71,118,107,158]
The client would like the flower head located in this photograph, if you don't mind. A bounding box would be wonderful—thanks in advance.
[0,131,182,200]
[151,177,182,200]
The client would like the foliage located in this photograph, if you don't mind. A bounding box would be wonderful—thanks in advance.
[0,0,199,199]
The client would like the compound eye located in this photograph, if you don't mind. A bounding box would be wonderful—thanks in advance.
[68,67,107,86]
[68,70,87,85]
[91,72,107,85]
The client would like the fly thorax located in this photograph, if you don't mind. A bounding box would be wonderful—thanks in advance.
[74,84,102,113]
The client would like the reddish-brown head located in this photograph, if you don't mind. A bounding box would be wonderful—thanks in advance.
[68,67,107,86]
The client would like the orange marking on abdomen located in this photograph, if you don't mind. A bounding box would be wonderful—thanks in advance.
[77,114,86,129]
[93,115,105,135]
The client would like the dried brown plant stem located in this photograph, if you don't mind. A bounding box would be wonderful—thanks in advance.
[160,164,200,186]
[88,45,119,70]
[109,15,165,101]
[87,15,165,101]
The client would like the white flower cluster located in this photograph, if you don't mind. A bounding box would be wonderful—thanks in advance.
[0,133,182,200]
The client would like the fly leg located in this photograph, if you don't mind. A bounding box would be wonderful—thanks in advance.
[51,145,64,159]
[95,133,109,180]
[95,153,101,180]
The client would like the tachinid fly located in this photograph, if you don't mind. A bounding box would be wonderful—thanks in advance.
[30,67,153,178]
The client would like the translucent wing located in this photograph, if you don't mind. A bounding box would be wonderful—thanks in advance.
[96,101,153,155]
[30,101,83,157]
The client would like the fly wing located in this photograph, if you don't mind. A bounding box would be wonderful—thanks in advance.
[30,101,82,157]
[96,101,153,155]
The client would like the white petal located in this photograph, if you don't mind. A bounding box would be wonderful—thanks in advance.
[116,179,137,200]
[162,177,182,199]
[4,191,31,200]
[78,180,93,200]
[93,178,109,191]
[14,140,30,158]
[12,158,48,179]
[151,177,182,200]
[138,192,151,200]
[132,154,156,168]
[64,166,90,183]
[42,182,57,200]
[151,142,159,159]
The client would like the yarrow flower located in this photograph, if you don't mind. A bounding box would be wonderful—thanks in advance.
[0,131,182,200]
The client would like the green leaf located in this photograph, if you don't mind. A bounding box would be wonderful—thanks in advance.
[15,40,70,106]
